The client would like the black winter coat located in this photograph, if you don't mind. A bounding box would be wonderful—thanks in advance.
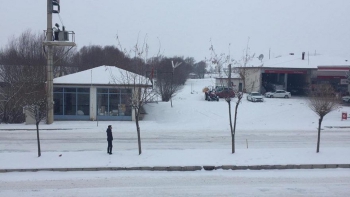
[106,128,113,141]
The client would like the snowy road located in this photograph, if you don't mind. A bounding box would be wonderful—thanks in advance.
[1,170,350,197]
[1,129,350,152]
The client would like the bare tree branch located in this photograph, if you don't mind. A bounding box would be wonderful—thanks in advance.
[308,84,340,153]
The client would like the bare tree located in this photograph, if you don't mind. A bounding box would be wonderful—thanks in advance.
[0,30,46,123]
[208,41,259,153]
[193,61,207,79]
[23,87,48,157]
[112,35,155,155]
[233,38,260,93]
[209,43,242,153]
[308,84,339,153]
[150,57,190,102]
[70,45,130,72]
[52,46,78,77]
[226,64,244,153]
[208,41,229,77]
[0,30,77,123]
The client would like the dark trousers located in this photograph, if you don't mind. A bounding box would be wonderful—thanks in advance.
[107,140,113,153]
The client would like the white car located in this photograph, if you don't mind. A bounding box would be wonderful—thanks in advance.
[265,90,291,98]
[342,96,350,103]
[247,92,264,102]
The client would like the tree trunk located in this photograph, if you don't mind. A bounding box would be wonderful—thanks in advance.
[135,108,142,155]
[36,122,41,157]
[232,102,239,154]
[227,64,234,153]
[227,101,234,153]
[316,116,323,153]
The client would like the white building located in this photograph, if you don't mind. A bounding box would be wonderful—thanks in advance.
[243,53,350,94]
[53,65,152,121]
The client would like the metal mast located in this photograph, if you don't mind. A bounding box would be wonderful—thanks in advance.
[44,0,75,124]
[46,0,54,124]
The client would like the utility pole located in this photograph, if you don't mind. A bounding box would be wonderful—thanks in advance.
[44,0,75,124]
[46,0,54,124]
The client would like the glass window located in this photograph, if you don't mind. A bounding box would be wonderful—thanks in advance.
[97,88,108,93]
[109,94,120,116]
[96,88,132,117]
[121,89,132,93]
[53,88,63,92]
[97,94,108,115]
[65,88,76,93]
[64,93,76,115]
[120,93,132,116]
[77,88,90,93]
[121,93,131,105]
[54,93,63,115]
[53,87,90,116]
[109,88,121,94]
[77,94,90,115]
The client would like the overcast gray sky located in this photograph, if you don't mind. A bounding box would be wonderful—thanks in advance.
[1,0,350,62]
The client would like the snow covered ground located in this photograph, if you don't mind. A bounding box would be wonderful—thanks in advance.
[1,78,350,196]
[1,170,350,197]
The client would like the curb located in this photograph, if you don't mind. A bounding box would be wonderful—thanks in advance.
[1,164,349,173]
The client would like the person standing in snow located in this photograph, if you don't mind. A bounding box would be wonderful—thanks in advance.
[106,125,113,154]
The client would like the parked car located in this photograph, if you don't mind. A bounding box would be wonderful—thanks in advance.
[342,96,350,103]
[288,87,306,96]
[265,90,291,98]
[247,92,264,102]
[215,87,235,98]
[205,90,219,101]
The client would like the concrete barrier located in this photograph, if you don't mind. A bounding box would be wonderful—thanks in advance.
[203,166,215,171]
[0,164,349,173]
[67,168,84,171]
[153,166,168,171]
[259,165,275,170]
[312,164,326,169]
[125,167,141,171]
[82,168,98,171]
[235,166,249,170]
[287,165,300,169]
[221,165,235,170]
[325,164,338,168]
[167,166,183,171]
[337,164,350,168]
[183,166,202,171]
[110,167,126,171]
[139,167,153,171]
[299,165,312,169]
[274,165,288,169]
[214,166,222,170]
[248,165,261,170]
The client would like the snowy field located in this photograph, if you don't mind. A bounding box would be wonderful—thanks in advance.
[1,78,350,196]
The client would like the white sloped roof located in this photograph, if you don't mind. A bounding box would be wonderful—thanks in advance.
[53,65,151,86]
